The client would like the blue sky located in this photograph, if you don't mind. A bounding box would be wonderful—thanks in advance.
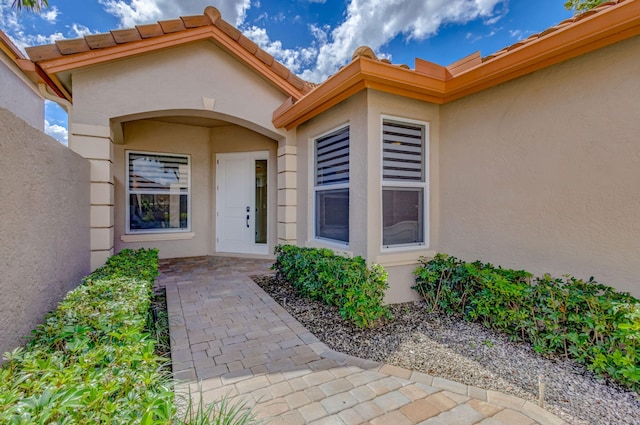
[0,0,575,144]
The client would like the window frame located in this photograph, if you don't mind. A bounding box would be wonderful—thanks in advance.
[125,150,192,234]
[380,116,429,251]
[312,125,350,246]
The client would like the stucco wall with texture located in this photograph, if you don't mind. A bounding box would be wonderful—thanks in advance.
[0,54,43,131]
[439,36,640,297]
[0,107,90,358]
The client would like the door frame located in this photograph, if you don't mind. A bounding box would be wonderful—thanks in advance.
[215,151,270,255]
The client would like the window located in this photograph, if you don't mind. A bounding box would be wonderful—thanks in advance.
[126,151,190,233]
[314,126,349,244]
[382,119,428,248]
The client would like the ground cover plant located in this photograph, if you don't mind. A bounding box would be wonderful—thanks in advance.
[413,253,640,391]
[272,244,391,327]
[0,248,174,424]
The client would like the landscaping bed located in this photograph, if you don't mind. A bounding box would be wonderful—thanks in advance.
[254,274,640,425]
[0,248,174,424]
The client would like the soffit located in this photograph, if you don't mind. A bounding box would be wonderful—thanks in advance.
[274,0,640,130]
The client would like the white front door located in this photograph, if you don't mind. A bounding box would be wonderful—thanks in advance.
[216,151,269,255]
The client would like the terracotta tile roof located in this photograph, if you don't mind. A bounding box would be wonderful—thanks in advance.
[483,0,627,62]
[24,6,313,96]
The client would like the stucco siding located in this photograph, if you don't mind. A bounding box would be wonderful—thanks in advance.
[0,56,43,130]
[71,41,288,138]
[0,107,90,357]
[439,36,640,297]
[113,120,277,258]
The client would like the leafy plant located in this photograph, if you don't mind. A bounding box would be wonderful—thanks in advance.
[273,245,392,328]
[413,254,640,391]
[565,0,608,13]
[0,248,174,424]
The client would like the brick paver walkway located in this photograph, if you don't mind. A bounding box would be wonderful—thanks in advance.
[157,256,565,425]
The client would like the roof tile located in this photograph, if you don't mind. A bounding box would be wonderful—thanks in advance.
[238,35,259,54]
[136,23,164,39]
[214,19,241,41]
[55,38,90,55]
[270,60,290,80]
[25,44,62,61]
[159,19,186,34]
[181,15,213,28]
[85,33,117,50]
[111,28,142,44]
[288,74,306,91]
[254,48,274,66]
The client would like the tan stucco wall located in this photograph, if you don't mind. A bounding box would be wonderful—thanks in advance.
[295,89,439,303]
[0,53,43,130]
[440,36,640,297]
[0,107,90,357]
[70,41,288,140]
[113,120,277,258]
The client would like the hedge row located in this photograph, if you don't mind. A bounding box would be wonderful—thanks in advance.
[272,245,392,328]
[413,253,640,391]
[0,248,173,424]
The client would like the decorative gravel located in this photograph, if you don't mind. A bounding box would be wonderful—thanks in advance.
[253,275,640,425]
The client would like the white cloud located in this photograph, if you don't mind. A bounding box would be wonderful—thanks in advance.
[300,0,505,82]
[100,0,252,28]
[0,4,21,34]
[45,120,68,145]
[243,25,317,73]
[41,6,59,23]
[509,29,532,40]
[70,23,93,38]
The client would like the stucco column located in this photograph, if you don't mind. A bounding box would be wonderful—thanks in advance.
[68,123,114,270]
[277,136,297,245]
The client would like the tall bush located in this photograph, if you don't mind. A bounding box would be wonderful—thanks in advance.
[273,245,391,328]
[413,253,640,391]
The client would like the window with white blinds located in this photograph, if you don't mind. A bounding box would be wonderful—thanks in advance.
[126,151,190,233]
[381,118,428,248]
[314,126,349,244]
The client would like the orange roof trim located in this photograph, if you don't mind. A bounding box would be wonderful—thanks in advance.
[25,7,312,101]
[274,0,640,130]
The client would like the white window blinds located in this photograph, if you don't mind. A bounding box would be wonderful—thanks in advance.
[382,120,424,182]
[128,153,189,193]
[316,126,350,186]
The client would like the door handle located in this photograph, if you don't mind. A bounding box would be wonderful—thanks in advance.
[246,214,250,228]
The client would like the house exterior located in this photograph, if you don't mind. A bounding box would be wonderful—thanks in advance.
[22,0,640,301]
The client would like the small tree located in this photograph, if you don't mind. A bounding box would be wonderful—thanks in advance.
[564,0,607,13]
[12,0,49,12]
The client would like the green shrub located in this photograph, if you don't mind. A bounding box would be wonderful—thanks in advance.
[413,254,640,391]
[0,248,173,424]
[273,245,392,328]
[86,247,159,283]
